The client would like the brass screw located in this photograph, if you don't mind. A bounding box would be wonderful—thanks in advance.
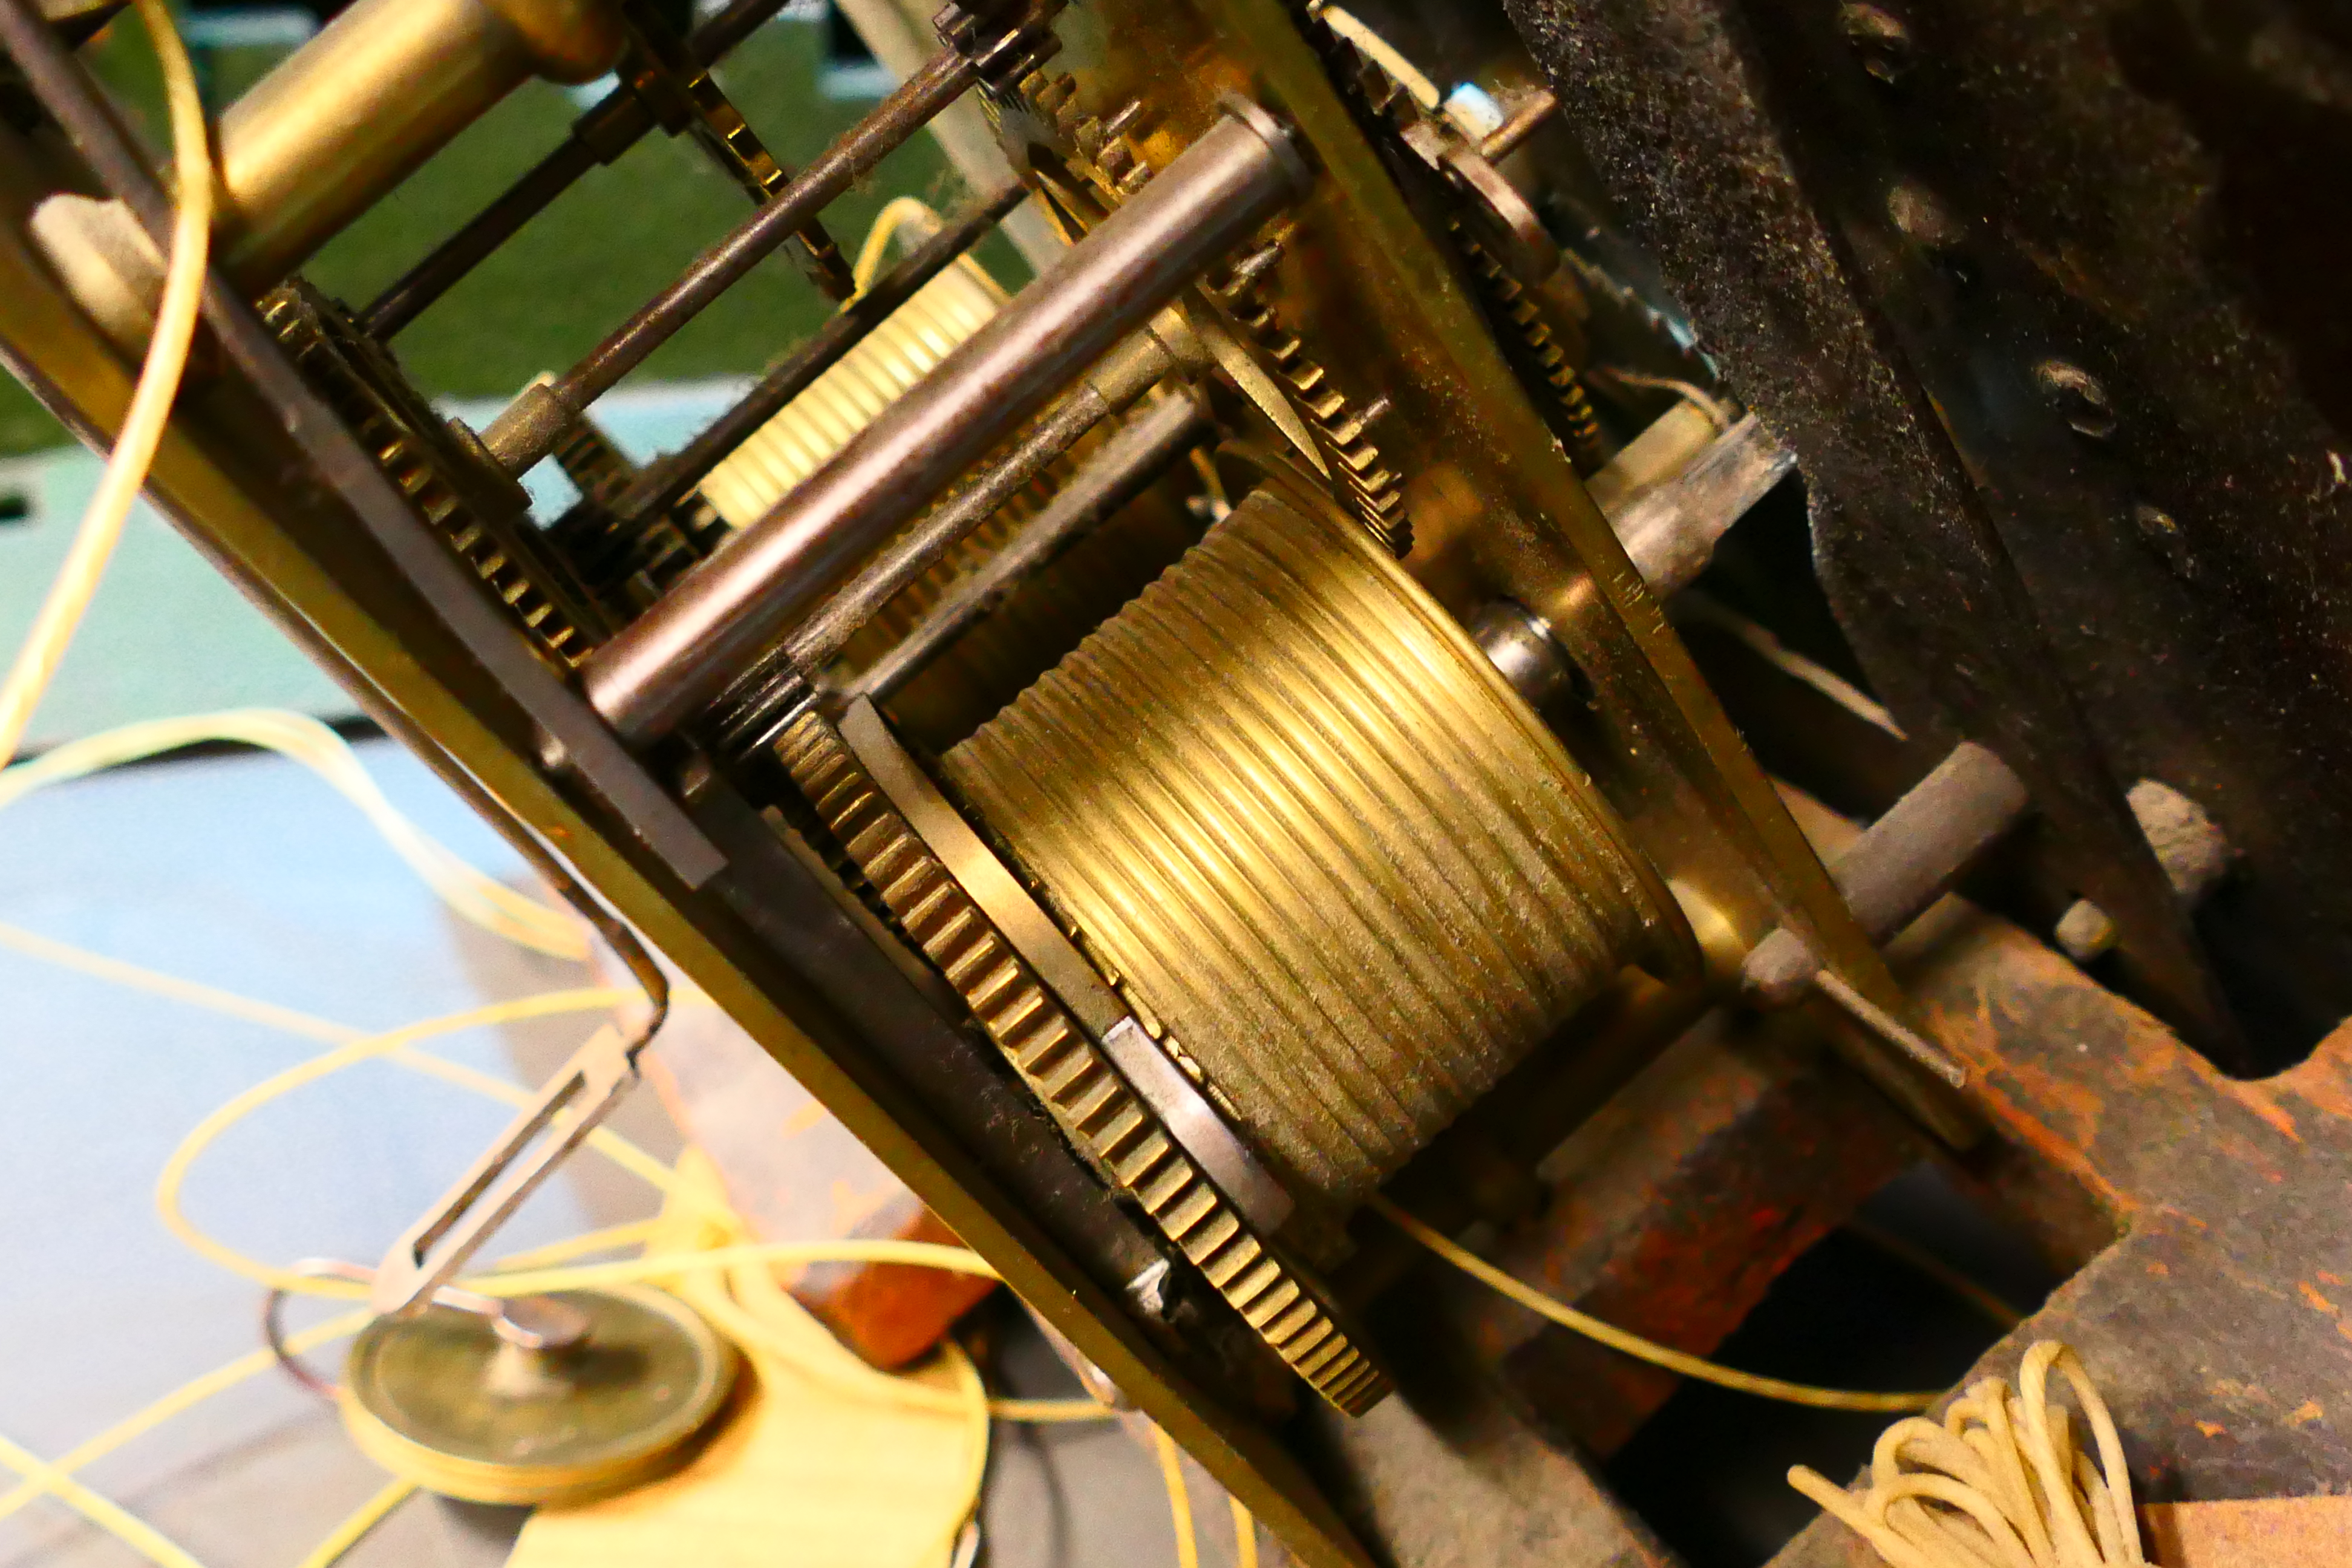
[2133,503,2198,581]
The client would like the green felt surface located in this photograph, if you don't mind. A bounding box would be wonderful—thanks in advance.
[0,10,1031,743]
[1,11,1027,454]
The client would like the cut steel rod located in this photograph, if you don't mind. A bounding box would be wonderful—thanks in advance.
[581,105,1310,744]
[704,329,1177,752]
[782,329,1176,670]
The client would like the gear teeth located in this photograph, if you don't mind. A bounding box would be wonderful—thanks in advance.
[261,287,602,667]
[1451,229,1607,469]
[1011,74,1410,557]
[1203,243,1411,556]
[776,710,1389,1416]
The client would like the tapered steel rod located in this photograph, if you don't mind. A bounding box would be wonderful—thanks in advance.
[607,181,1025,527]
[360,0,799,338]
[1612,413,1794,596]
[581,105,1310,744]
[848,389,1208,703]
[483,47,979,472]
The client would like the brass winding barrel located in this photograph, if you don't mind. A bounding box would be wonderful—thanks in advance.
[941,483,1688,1205]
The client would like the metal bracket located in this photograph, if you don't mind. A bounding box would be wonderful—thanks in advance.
[370,1024,645,1318]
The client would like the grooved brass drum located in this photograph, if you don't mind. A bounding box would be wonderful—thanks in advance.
[941,482,1691,1207]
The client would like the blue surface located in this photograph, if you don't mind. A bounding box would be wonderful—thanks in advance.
[0,381,751,753]
[0,742,612,1567]
[0,741,1185,1568]
[0,377,1195,1560]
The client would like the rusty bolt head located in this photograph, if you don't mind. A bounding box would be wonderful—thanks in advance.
[2036,358,2118,440]
[1838,3,1915,85]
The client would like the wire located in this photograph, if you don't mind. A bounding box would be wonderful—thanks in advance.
[851,195,1010,303]
[152,988,637,1295]
[289,1477,417,1568]
[987,1397,1126,1424]
[0,1430,203,1568]
[1589,365,1738,431]
[1151,1424,1201,1568]
[3,913,1110,1425]
[1844,1218,2025,1332]
[1789,1341,2145,1568]
[636,1146,996,1560]
[0,916,356,1042]
[136,975,1110,1417]
[1371,1195,1941,1413]
[0,99,1111,1568]
[0,1310,371,1529]
[1230,1495,1259,1568]
[0,0,212,768]
[0,895,1120,1564]
[0,710,588,960]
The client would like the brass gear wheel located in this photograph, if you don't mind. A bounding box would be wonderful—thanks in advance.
[1304,16,1612,472]
[263,283,609,670]
[776,705,1391,1416]
[999,71,1410,554]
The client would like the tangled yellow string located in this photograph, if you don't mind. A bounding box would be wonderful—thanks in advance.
[0,0,211,766]
[1789,1342,2145,1568]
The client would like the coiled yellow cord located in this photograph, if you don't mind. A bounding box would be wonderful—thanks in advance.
[0,710,588,959]
[1231,1495,1259,1568]
[1371,1195,1942,1413]
[1149,1424,1261,1568]
[1151,1425,1200,1568]
[1789,1342,2144,1568]
[141,977,1114,1431]
[0,1429,204,1568]
[0,0,211,767]
[0,1308,372,1566]
[1,787,1106,1566]
[0,7,1163,1553]
[2,953,1110,1565]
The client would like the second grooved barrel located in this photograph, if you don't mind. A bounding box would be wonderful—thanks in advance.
[940,485,1690,1206]
[581,104,1312,743]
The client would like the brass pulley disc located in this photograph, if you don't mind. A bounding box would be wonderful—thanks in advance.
[942,475,1693,1206]
[339,1286,737,1506]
